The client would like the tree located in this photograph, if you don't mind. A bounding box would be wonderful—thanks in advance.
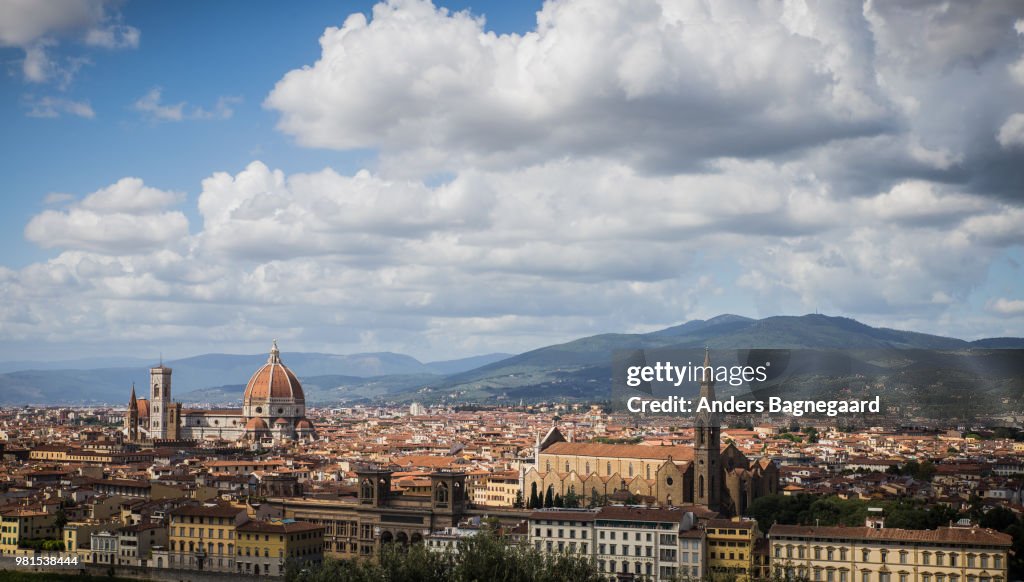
[914,461,936,482]
[563,486,580,509]
[543,486,554,508]
[553,493,563,508]
[286,528,604,582]
[513,490,524,509]
[529,482,540,509]
[980,506,1018,531]
[805,427,819,443]
[54,508,68,531]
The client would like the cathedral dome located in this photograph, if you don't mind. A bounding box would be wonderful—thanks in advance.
[245,417,269,431]
[295,419,314,430]
[243,341,305,405]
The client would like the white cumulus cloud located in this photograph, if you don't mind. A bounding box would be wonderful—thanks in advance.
[24,178,188,254]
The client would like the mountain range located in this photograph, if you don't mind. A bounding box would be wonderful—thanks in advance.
[1,314,1021,406]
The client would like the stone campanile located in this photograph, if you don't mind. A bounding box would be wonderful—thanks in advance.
[693,347,721,510]
[150,364,172,439]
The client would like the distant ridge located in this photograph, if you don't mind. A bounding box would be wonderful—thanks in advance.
[0,315,1019,405]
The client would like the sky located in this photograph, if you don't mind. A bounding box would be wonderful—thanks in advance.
[0,0,1023,362]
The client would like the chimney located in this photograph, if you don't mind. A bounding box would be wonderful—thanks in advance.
[866,507,885,529]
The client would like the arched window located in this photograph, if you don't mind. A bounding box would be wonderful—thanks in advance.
[606,462,612,475]
[565,462,570,473]
[699,475,705,498]
[629,464,634,477]
[646,465,651,479]
[436,482,449,504]
[360,479,373,500]
[585,462,591,474]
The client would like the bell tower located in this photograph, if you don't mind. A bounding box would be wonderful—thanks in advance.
[150,363,172,440]
[694,347,721,510]
[356,465,393,507]
[430,470,467,525]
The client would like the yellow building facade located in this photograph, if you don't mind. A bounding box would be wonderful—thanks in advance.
[769,524,1012,582]
[706,517,759,582]
[0,509,59,556]
[167,502,248,573]
[236,519,324,577]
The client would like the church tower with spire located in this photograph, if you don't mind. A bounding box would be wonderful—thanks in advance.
[126,384,139,442]
[693,347,721,510]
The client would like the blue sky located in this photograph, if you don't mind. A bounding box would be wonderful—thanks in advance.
[0,1,540,267]
[0,0,1022,361]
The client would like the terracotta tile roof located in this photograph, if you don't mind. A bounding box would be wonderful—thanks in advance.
[170,502,246,518]
[769,524,1012,546]
[238,520,324,534]
[708,518,755,530]
[181,409,243,416]
[596,506,687,523]
[528,509,598,522]
[543,442,694,461]
[244,355,304,403]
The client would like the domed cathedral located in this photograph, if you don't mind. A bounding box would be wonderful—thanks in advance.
[125,341,315,444]
[240,340,315,442]
[524,349,779,517]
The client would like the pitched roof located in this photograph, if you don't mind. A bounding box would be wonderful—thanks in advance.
[238,520,323,534]
[769,524,1011,546]
[597,506,687,523]
[543,441,694,461]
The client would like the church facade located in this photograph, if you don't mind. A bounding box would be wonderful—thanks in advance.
[125,341,315,443]
[524,350,778,516]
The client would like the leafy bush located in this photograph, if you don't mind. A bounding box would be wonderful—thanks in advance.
[286,529,603,582]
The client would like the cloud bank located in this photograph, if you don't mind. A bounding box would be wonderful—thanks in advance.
[7,0,1024,359]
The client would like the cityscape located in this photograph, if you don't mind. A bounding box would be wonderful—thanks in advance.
[1,0,1023,581]
[1,337,1023,581]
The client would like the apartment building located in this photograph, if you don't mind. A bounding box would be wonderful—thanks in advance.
[527,506,705,582]
[769,521,1012,582]
[235,519,324,577]
[706,517,759,582]
[470,470,521,507]
[167,501,249,573]
[0,508,59,556]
